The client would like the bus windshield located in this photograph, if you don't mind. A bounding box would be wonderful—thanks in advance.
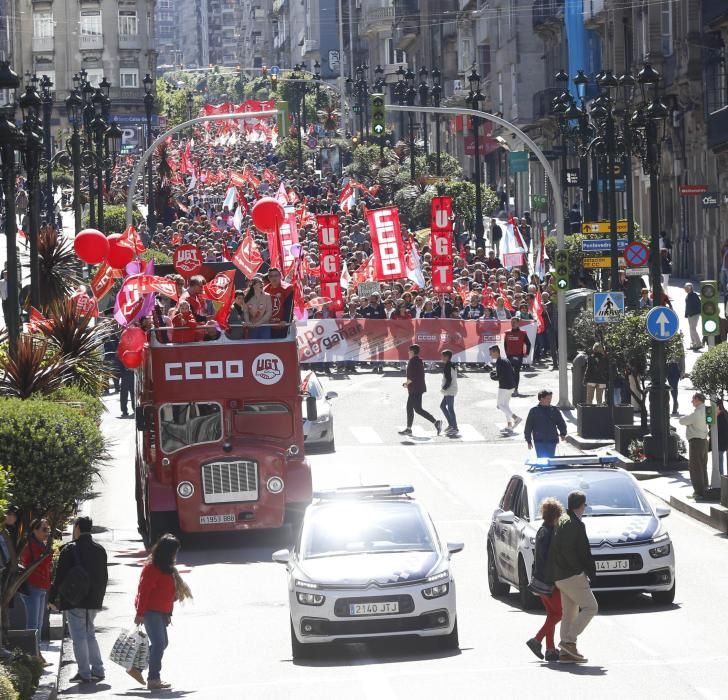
[159,402,223,453]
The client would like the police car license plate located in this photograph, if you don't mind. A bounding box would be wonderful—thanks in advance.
[596,559,630,571]
[199,514,236,524]
[349,601,400,616]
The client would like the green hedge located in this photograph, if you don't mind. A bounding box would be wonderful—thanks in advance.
[0,652,43,700]
[44,386,105,424]
[0,399,105,522]
[83,204,144,235]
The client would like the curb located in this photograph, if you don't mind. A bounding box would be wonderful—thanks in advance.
[664,493,728,533]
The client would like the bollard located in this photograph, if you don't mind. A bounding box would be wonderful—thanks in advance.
[571,350,587,407]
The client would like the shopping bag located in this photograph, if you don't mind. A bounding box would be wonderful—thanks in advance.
[109,627,148,671]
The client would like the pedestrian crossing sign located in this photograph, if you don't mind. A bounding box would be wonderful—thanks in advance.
[593,291,624,324]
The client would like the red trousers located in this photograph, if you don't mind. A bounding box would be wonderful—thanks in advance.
[534,589,562,650]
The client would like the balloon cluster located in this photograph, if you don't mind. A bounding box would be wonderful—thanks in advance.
[73,228,134,269]
[116,327,145,370]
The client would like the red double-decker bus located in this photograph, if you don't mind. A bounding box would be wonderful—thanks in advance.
[134,325,312,546]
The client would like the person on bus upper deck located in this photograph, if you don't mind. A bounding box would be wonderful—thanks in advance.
[227,290,247,340]
[244,277,273,340]
[171,301,203,343]
[263,268,293,338]
[179,275,207,321]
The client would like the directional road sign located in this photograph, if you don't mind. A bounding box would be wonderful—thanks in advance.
[583,256,624,269]
[679,185,708,196]
[582,221,629,234]
[646,306,680,341]
[702,192,719,208]
[581,238,628,252]
[270,66,281,76]
[624,241,649,268]
[594,291,625,324]
[625,267,649,277]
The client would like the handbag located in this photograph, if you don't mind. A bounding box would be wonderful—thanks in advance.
[528,577,555,597]
[110,627,150,671]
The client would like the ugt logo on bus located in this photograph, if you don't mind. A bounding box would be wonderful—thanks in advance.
[253,353,284,385]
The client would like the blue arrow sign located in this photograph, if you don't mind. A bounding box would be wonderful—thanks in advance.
[581,238,629,252]
[646,306,680,341]
[270,66,281,76]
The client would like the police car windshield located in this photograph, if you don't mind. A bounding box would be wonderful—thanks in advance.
[532,470,651,517]
[301,502,436,558]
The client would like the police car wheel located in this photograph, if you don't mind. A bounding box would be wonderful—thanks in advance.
[651,581,676,605]
[518,557,540,610]
[435,620,459,651]
[487,543,510,597]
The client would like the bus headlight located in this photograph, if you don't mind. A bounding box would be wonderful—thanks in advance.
[267,476,285,494]
[177,481,194,499]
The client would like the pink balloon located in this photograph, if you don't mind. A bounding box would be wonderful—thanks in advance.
[120,350,143,369]
[251,197,286,234]
[107,234,135,270]
[118,327,146,355]
[74,229,109,265]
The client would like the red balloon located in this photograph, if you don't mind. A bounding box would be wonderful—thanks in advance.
[107,234,135,269]
[118,327,146,355]
[120,350,143,369]
[74,229,109,265]
[251,197,286,234]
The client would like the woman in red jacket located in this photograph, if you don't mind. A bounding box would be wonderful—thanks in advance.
[19,518,52,642]
[133,534,189,690]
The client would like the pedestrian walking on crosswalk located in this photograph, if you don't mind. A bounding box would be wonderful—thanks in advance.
[489,346,521,433]
[398,344,442,436]
[439,349,459,436]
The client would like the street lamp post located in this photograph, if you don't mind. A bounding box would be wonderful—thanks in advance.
[405,68,417,182]
[143,74,156,232]
[65,88,83,234]
[291,64,304,170]
[81,76,96,229]
[418,67,429,157]
[373,65,385,158]
[19,80,43,309]
[431,68,442,176]
[395,66,406,140]
[91,89,108,234]
[39,75,54,227]
[186,91,194,121]
[635,64,671,466]
[466,69,485,247]
[0,61,21,351]
[313,61,321,119]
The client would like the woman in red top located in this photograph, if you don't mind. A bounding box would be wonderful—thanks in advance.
[170,301,204,343]
[133,535,187,690]
[19,518,52,638]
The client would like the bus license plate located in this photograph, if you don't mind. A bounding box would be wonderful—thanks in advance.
[199,514,236,525]
[349,601,399,616]
[596,559,630,571]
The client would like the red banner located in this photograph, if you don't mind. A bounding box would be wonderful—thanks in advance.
[366,207,406,281]
[316,214,344,311]
[232,230,263,278]
[280,207,299,274]
[431,197,454,294]
[296,319,537,363]
[90,261,115,300]
[202,270,236,302]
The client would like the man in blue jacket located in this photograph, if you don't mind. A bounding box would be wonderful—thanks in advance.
[524,390,568,457]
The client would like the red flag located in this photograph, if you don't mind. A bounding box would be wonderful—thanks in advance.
[316,214,343,311]
[90,261,115,300]
[202,270,236,302]
[28,307,53,333]
[338,182,354,213]
[366,207,406,281]
[119,224,145,254]
[532,287,545,334]
[430,196,453,294]
[508,213,526,250]
[482,287,497,308]
[263,168,275,183]
[70,287,99,318]
[221,244,232,261]
[279,207,299,275]
[171,231,182,246]
[232,230,264,278]
[229,170,247,187]
[352,255,376,286]
[498,282,515,312]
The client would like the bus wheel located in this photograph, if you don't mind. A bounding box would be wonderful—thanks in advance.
[135,465,146,540]
[147,511,179,549]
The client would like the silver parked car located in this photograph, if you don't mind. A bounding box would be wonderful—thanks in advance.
[302,371,337,452]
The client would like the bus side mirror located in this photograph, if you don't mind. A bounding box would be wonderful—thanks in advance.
[306,395,318,421]
[135,407,146,432]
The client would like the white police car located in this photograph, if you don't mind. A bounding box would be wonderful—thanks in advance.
[487,456,675,609]
[273,485,462,659]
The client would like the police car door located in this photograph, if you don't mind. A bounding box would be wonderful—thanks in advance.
[513,484,535,579]
[495,477,523,584]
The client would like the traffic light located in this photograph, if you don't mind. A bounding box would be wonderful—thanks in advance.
[555,249,569,291]
[270,74,278,92]
[706,404,714,426]
[700,280,719,336]
[370,93,386,137]
[275,100,288,138]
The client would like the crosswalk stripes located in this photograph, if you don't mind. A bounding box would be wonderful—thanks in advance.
[347,423,488,444]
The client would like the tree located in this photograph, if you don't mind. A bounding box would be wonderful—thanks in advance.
[692,343,728,400]
[36,225,81,307]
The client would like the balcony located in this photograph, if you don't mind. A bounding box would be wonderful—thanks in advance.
[32,36,54,52]
[532,0,563,36]
[119,34,142,49]
[532,87,561,121]
[584,0,606,29]
[707,105,728,153]
[272,0,287,15]
[109,87,145,101]
[302,39,318,55]
[393,0,419,49]
[360,5,395,36]
[79,34,103,51]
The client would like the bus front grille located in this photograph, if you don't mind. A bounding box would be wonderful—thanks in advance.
[201,460,258,503]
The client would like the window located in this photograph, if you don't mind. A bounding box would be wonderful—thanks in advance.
[119,10,139,36]
[660,3,673,57]
[510,64,517,121]
[33,11,54,38]
[233,401,292,439]
[80,10,102,36]
[84,69,105,88]
[516,486,529,521]
[158,0,172,7]
[159,402,223,453]
[500,477,522,511]
[119,68,139,88]
[384,38,406,65]
[458,38,472,74]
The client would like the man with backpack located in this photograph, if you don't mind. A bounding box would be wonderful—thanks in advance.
[49,517,108,684]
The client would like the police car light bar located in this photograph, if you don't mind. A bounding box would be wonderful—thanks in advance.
[526,456,619,471]
[313,485,415,500]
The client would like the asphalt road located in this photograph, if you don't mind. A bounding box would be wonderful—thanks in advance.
[56,365,728,700]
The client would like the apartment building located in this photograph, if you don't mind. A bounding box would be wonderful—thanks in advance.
[241,0,275,70]
[13,0,156,132]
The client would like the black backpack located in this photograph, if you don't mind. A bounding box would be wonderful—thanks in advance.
[58,544,91,607]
